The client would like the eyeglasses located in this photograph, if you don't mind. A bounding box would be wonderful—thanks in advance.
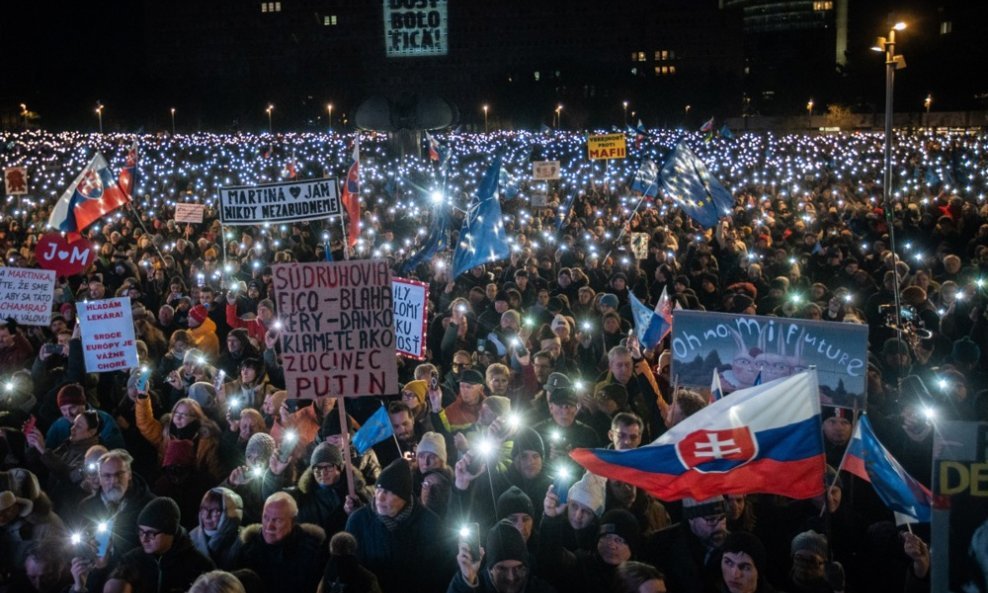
[312,464,338,474]
[199,507,222,516]
[138,528,162,540]
[491,565,528,579]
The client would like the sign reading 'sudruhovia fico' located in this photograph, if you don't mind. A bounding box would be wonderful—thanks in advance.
[273,260,399,398]
[219,178,340,225]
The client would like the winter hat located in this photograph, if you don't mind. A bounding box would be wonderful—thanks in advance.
[0,490,33,518]
[550,314,570,332]
[402,380,429,407]
[568,473,606,517]
[598,509,641,554]
[791,530,829,559]
[546,297,564,313]
[952,336,981,364]
[188,305,209,326]
[723,532,768,574]
[188,382,217,408]
[599,293,619,309]
[417,432,447,464]
[595,384,628,408]
[496,486,534,520]
[881,338,910,357]
[682,496,727,520]
[137,497,181,536]
[377,459,413,503]
[310,442,344,468]
[485,520,529,567]
[459,369,486,385]
[183,348,205,365]
[245,433,276,464]
[56,384,87,408]
[545,372,572,394]
[162,439,195,468]
[549,387,578,406]
[510,427,545,460]
[484,396,511,418]
[731,294,755,314]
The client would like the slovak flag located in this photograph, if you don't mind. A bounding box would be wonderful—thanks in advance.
[49,152,131,233]
[116,141,139,200]
[843,414,933,525]
[700,117,715,133]
[425,131,441,161]
[628,287,674,350]
[571,370,826,501]
[340,139,360,248]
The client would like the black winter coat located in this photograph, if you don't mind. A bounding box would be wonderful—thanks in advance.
[238,522,328,593]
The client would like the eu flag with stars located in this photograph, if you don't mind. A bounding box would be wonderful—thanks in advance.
[659,142,734,228]
[631,159,659,198]
[452,156,511,277]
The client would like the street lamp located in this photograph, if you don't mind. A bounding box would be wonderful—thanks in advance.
[326,103,333,131]
[482,104,489,132]
[95,103,104,134]
[622,100,629,126]
[19,103,28,129]
[923,94,932,128]
[806,99,814,128]
[170,108,176,134]
[872,21,908,346]
[265,104,274,133]
[555,104,563,129]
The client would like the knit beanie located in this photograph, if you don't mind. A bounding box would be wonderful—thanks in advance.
[568,473,606,517]
[137,497,181,535]
[310,442,344,468]
[188,305,208,326]
[496,486,534,520]
[56,384,87,408]
[599,293,619,309]
[598,508,641,554]
[484,396,511,418]
[952,336,981,364]
[791,530,829,559]
[417,432,447,464]
[402,380,428,407]
[510,427,545,460]
[183,348,205,365]
[188,382,217,408]
[723,532,768,574]
[377,459,413,503]
[245,433,276,464]
[485,520,529,567]
[162,439,195,468]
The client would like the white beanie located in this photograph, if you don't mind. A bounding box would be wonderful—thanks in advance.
[568,472,606,517]
[417,432,447,464]
[550,314,569,332]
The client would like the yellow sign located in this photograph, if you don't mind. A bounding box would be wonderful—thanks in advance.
[587,133,627,160]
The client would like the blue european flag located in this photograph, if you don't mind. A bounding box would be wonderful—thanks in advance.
[631,160,659,198]
[659,142,734,228]
[351,405,394,455]
[452,156,511,277]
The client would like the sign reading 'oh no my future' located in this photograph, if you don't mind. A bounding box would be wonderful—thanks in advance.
[273,260,399,398]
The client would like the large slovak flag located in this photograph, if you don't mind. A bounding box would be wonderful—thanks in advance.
[341,138,360,247]
[49,153,131,233]
[843,414,933,525]
[571,370,825,501]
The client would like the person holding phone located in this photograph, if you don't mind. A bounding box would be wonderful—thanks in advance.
[450,520,555,593]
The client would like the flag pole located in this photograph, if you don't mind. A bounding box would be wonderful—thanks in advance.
[336,397,357,499]
[338,213,351,261]
[820,404,858,518]
[603,177,657,264]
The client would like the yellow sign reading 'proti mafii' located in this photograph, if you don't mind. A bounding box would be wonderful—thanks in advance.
[587,133,627,160]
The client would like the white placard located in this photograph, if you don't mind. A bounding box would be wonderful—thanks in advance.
[219,178,341,225]
[392,277,428,360]
[532,160,561,180]
[0,267,55,326]
[174,203,205,224]
[77,297,139,373]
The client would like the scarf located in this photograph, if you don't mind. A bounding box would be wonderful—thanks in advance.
[376,498,414,532]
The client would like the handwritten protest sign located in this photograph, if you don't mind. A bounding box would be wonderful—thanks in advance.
[392,277,428,360]
[532,160,561,180]
[219,178,340,225]
[77,297,139,373]
[630,233,649,259]
[670,311,868,407]
[174,203,205,224]
[273,260,399,398]
[587,133,627,160]
[0,267,55,326]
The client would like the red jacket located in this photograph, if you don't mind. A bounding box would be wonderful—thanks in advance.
[226,303,268,347]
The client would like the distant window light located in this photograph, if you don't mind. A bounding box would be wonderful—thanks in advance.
[636,51,647,62]
[261,2,281,12]
[630,67,638,75]
[940,21,952,34]
[324,15,337,26]
[813,1,832,10]
[655,65,676,76]
[533,71,540,81]
[655,49,674,61]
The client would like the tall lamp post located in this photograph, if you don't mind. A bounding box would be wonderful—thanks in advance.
[555,104,563,129]
[482,104,489,132]
[806,99,814,129]
[872,21,908,346]
[327,103,333,131]
[19,104,28,129]
[95,103,104,134]
[923,94,932,127]
[170,108,176,134]
[622,100,629,127]
[266,104,274,133]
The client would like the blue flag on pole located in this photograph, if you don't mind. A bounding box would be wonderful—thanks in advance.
[631,159,660,198]
[628,290,671,350]
[351,405,394,455]
[452,156,511,277]
[659,142,734,228]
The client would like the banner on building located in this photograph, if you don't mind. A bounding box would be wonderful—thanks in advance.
[0,267,55,326]
[219,178,340,225]
[383,0,448,58]
[174,203,206,224]
[532,160,561,180]
[588,133,627,160]
[932,421,988,593]
[77,297,139,373]
[392,277,428,360]
[669,311,868,408]
[273,260,399,398]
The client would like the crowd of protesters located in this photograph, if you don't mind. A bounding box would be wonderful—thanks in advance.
[0,128,987,593]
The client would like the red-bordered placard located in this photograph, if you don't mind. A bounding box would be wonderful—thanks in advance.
[392,276,429,360]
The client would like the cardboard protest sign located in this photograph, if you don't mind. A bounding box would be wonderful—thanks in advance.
[530,184,549,207]
[630,233,649,259]
[35,233,97,277]
[219,178,341,225]
[532,160,561,180]
[670,311,868,407]
[587,133,627,160]
[77,297,139,373]
[392,277,428,360]
[4,167,28,195]
[0,267,55,326]
[932,422,988,593]
[174,203,205,224]
[273,260,399,398]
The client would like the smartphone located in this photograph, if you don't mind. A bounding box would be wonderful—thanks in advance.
[553,466,576,505]
[430,371,439,391]
[22,415,37,436]
[284,398,313,413]
[95,519,114,558]
[135,368,151,393]
[43,343,62,356]
[460,522,481,560]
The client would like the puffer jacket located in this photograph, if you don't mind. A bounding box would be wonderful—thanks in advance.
[135,395,222,482]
